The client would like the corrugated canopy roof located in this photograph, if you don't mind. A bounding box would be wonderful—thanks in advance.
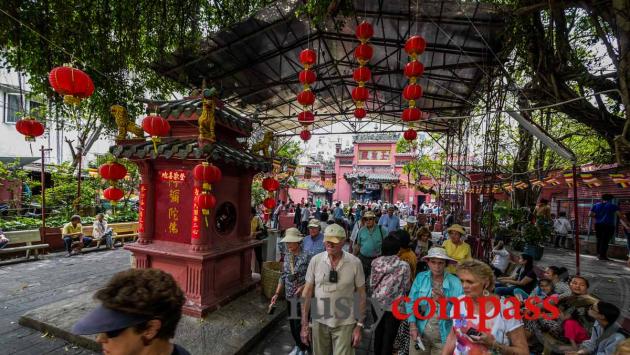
[152,0,506,136]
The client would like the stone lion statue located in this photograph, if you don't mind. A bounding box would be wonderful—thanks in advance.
[251,131,273,158]
[112,105,144,141]
[198,88,218,142]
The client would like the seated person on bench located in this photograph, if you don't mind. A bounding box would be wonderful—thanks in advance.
[0,228,8,249]
[92,213,113,249]
[62,215,92,257]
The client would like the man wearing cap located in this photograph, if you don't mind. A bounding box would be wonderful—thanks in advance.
[404,215,420,244]
[378,206,400,233]
[72,268,190,355]
[304,218,325,256]
[353,210,388,281]
[442,224,472,274]
[301,224,367,355]
[62,215,92,257]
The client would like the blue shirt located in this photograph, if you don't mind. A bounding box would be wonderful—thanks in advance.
[406,271,464,343]
[333,207,344,220]
[378,214,400,233]
[303,232,325,256]
[591,201,619,225]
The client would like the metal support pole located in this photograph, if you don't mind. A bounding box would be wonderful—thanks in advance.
[76,149,82,213]
[40,146,51,228]
[572,165,580,275]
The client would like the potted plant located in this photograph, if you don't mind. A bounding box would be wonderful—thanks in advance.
[522,223,548,260]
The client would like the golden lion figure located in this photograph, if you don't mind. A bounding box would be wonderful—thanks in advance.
[251,131,273,158]
[112,105,144,140]
[198,97,216,142]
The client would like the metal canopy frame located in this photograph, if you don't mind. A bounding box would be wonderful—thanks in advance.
[152,0,507,136]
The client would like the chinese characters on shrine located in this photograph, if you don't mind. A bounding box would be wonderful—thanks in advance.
[191,187,201,239]
[138,184,147,233]
[159,170,187,236]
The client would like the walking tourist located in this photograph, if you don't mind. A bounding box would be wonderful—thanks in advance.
[414,226,433,274]
[490,241,510,277]
[396,230,417,280]
[404,216,420,243]
[0,228,9,249]
[304,218,325,256]
[250,207,266,273]
[442,260,529,355]
[333,202,345,221]
[400,247,463,355]
[553,211,572,248]
[294,203,302,229]
[62,214,92,257]
[370,235,410,355]
[301,203,311,234]
[353,210,387,281]
[272,200,284,229]
[72,268,190,355]
[589,194,629,260]
[378,206,401,233]
[270,228,310,355]
[92,213,114,249]
[495,253,537,296]
[441,224,472,273]
[300,224,367,355]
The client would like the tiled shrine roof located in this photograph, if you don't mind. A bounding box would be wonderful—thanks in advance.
[110,139,271,171]
[343,172,400,183]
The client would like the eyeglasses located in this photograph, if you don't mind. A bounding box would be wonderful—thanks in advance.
[104,327,127,338]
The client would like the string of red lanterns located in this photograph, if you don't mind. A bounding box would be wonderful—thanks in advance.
[98,161,128,204]
[402,35,427,142]
[298,48,317,141]
[193,162,223,226]
[352,21,374,120]
[262,176,279,209]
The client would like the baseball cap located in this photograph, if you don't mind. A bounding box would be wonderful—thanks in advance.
[323,224,346,244]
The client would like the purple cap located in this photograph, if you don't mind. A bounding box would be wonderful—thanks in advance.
[72,305,152,335]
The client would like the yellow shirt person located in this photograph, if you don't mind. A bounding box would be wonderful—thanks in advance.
[443,224,472,273]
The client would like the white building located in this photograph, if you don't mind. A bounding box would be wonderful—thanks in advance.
[0,68,112,166]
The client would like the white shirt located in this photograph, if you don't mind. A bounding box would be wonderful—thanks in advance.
[491,249,510,272]
[301,207,310,222]
[553,217,572,235]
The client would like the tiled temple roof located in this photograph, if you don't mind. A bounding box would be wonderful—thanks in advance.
[343,172,400,183]
[110,138,271,171]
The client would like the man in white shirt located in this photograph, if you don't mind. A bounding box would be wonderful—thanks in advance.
[300,203,311,234]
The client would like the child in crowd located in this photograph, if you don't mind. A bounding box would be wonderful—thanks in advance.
[560,306,590,351]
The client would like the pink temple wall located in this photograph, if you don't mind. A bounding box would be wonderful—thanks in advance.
[288,187,308,203]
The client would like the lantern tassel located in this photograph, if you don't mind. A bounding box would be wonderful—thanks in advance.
[152,137,159,154]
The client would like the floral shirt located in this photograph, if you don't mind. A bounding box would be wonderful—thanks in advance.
[279,251,310,298]
[370,255,410,309]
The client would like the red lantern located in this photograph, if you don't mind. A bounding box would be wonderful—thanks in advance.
[355,22,374,42]
[354,108,367,119]
[263,197,276,210]
[354,44,373,64]
[299,49,316,68]
[15,118,45,141]
[103,187,124,202]
[48,65,95,105]
[353,67,371,84]
[298,111,315,126]
[403,84,423,101]
[142,115,170,140]
[297,90,315,106]
[195,191,216,216]
[98,162,127,181]
[352,87,369,102]
[300,130,312,142]
[299,69,317,87]
[403,128,417,141]
[402,107,421,122]
[262,177,280,192]
[193,162,222,190]
[404,61,425,79]
[404,36,427,58]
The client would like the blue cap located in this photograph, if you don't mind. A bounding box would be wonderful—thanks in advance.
[72,305,152,335]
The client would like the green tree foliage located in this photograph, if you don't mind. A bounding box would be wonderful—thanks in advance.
[276,140,303,162]
[38,162,99,220]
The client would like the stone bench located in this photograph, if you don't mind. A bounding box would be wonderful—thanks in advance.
[0,229,49,260]
[62,222,139,250]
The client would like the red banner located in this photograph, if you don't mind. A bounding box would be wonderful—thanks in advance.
[154,170,192,244]
[191,186,201,239]
[137,184,147,233]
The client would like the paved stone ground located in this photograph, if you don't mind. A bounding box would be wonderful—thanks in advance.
[2,243,628,355]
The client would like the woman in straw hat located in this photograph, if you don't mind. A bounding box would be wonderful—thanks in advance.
[442,224,472,274]
[442,260,529,355]
[395,247,463,355]
[269,228,310,355]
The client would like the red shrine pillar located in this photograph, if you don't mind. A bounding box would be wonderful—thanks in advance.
[190,178,211,252]
[137,161,155,245]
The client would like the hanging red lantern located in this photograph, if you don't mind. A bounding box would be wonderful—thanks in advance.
[103,187,124,202]
[15,117,45,141]
[355,21,374,43]
[353,67,371,85]
[352,87,369,102]
[403,128,417,142]
[262,177,280,192]
[48,65,95,105]
[263,197,276,210]
[354,44,373,65]
[404,36,427,59]
[297,90,315,106]
[193,162,222,190]
[98,162,127,181]
[403,84,423,102]
[299,49,316,68]
[298,111,315,126]
[142,114,171,152]
[354,108,367,119]
[195,191,216,227]
[402,107,421,122]
[298,69,317,87]
[300,130,312,142]
[404,61,425,80]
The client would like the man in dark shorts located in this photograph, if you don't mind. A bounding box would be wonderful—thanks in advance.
[589,194,629,260]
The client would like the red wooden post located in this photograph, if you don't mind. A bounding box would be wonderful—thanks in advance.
[191,180,210,252]
[137,162,155,245]
[572,165,580,275]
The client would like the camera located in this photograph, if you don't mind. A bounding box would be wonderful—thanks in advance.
[328,270,338,283]
[466,328,481,337]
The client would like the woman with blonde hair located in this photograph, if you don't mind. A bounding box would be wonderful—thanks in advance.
[442,260,529,355]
